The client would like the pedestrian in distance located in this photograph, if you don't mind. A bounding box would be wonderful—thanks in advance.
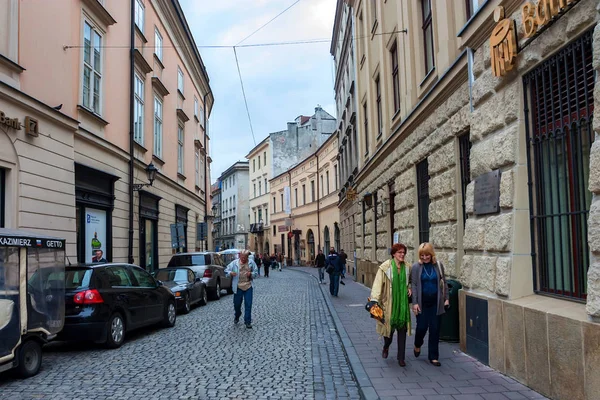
[263,252,271,278]
[269,253,277,277]
[314,249,326,284]
[277,252,283,271]
[224,250,258,329]
[325,247,342,296]
[369,243,412,367]
[411,242,449,366]
[255,252,262,276]
[339,249,347,285]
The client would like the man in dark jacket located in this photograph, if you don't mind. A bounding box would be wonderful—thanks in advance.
[314,249,326,284]
[325,247,342,296]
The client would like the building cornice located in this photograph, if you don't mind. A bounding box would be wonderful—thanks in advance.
[245,136,270,158]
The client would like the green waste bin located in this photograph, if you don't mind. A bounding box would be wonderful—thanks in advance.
[440,279,462,342]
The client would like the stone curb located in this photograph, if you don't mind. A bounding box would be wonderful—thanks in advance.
[289,268,379,400]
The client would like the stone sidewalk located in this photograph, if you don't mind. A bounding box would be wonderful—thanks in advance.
[289,266,548,400]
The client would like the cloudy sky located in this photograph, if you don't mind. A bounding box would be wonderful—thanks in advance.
[179,0,337,183]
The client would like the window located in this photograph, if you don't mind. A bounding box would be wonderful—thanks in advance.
[259,181,262,196]
[273,225,277,236]
[134,74,144,144]
[263,151,266,165]
[175,125,183,172]
[280,193,284,211]
[422,0,435,75]
[194,97,198,117]
[195,150,200,186]
[253,159,256,172]
[258,209,263,223]
[254,183,256,198]
[177,67,184,94]
[294,188,298,207]
[416,159,430,243]
[254,211,257,223]
[391,42,400,114]
[258,155,261,169]
[134,0,144,32]
[83,21,102,114]
[371,0,377,26]
[326,171,330,194]
[334,165,338,190]
[273,196,276,212]
[466,0,479,19]
[358,12,365,60]
[523,31,594,300]
[311,181,315,202]
[459,132,471,228]
[264,178,268,193]
[131,267,156,288]
[155,29,163,60]
[320,175,324,198]
[302,184,306,205]
[363,102,369,155]
[375,75,382,138]
[105,266,133,287]
[153,96,163,158]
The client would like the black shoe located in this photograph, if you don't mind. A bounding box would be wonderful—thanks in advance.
[414,348,421,358]
[245,323,252,329]
[340,280,345,285]
[234,316,239,324]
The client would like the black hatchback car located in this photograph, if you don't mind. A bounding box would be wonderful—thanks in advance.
[59,263,176,348]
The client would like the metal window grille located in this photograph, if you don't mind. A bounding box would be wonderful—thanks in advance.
[523,30,594,301]
[416,159,430,243]
[459,132,472,228]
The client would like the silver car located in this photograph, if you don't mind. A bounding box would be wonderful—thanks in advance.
[166,252,233,300]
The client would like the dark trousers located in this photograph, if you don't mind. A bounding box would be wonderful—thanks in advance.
[384,327,407,361]
[329,273,340,296]
[264,265,270,277]
[414,304,442,361]
[233,286,253,324]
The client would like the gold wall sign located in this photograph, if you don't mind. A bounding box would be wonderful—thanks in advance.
[0,111,39,136]
[346,188,357,201]
[24,116,39,137]
[0,111,22,130]
[490,7,518,78]
[522,0,579,38]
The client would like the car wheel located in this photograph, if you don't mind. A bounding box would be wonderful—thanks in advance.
[182,293,191,314]
[16,340,42,378]
[106,313,125,349]
[163,300,176,327]
[212,281,221,300]
[199,288,208,306]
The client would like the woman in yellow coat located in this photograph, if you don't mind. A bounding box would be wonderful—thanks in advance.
[369,243,412,366]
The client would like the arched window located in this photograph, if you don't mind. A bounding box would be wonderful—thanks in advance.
[307,229,315,261]
[334,223,340,252]
[324,226,330,252]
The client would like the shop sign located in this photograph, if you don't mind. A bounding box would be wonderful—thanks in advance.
[278,225,289,232]
[85,208,107,262]
[522,0,580,38]
[0,111,39,136]
[490,7,518,78]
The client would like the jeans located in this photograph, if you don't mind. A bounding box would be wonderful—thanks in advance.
[233,286,253,324]
[318,267,325,282]
[341,264,346,278]
[329,273,340,296]
[414,304,442,361]
[384,327,407,361]
[264,265,270,277]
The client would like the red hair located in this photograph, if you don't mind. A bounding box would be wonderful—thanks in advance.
[390,243,407,256]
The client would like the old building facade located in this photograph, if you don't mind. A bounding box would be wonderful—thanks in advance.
[0,0,213,272]
[218,161,249,250]
[210,180,222,251]
[345,0,600,398]
[247,137,271,255]
[269,133,339,265]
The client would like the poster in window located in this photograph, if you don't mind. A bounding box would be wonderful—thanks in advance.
[85,208,107,263]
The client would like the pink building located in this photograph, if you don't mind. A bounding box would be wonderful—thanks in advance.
[0,0,214,272]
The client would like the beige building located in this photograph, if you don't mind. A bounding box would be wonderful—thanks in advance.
[247,137,271,255]
[269,133,340,265]
[345,0,600,398]
[0,0,213,273]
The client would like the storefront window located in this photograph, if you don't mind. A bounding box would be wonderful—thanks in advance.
[140,192,160,273]
[176,205,189,253]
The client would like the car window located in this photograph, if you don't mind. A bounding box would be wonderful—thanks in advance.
[105,266,133,287]
[130,267,157,288]
[187,270,195,282]
[167,255,211,267]
[213,254,224,266]
[64,268,93,290]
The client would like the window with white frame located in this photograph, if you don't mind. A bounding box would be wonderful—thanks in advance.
[83,21,102,114]
[177,67,184,94]
[153,96,163,157]
[134,0,144,32]
[155,29,163,60]
[134,74,144,144]
[195,150,200,186]
[259,181,262,196]
[194,97,198,118]
[264,178,267,192]
[178,125,184,174]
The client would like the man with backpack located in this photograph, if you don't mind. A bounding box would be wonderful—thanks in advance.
[325,247,342,296]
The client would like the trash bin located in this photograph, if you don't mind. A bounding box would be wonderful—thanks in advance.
[440,279,462,342]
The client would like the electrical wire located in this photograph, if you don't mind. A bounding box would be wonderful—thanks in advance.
[233,47,257,146]
[236,0,302,46]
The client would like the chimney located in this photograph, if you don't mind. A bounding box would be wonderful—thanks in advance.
[287,122,297,136]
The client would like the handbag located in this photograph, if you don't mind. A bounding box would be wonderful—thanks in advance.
[365,298,385,323]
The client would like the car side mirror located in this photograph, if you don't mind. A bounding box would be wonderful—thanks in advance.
[157,280,163,287]
[195,277,201,282]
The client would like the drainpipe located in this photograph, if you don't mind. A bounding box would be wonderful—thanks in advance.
[203,90,212,251]
[127,0,135,264]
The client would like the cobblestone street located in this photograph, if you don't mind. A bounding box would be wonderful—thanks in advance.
[0,269,360,400]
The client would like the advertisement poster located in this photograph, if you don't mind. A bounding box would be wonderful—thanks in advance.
[85,208,107,263]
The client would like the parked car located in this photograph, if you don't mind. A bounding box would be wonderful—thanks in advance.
[154,267,207,314]
[219,249,256,267]
[166,253,232,300]
[59,263,176,348]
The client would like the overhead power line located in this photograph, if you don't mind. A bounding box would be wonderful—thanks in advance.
[236,0,302,46]
[233,47,257,147]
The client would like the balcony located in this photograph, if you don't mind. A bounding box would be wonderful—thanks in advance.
[250,223,264,233]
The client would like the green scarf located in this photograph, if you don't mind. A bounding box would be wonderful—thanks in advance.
[390,259,410,330]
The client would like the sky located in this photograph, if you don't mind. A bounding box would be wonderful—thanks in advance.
[179,0,338,183]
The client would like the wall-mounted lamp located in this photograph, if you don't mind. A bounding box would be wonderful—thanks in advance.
[133,163,158,191]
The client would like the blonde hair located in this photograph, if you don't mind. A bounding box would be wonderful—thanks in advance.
[417,242,437,264]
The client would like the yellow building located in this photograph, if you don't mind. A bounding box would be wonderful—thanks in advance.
[269,134,340,265]
[343,0,600,398]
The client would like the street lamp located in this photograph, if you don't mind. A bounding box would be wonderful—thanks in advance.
[133,163,158,191]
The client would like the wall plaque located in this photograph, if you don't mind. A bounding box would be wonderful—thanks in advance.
[473,170,501,215]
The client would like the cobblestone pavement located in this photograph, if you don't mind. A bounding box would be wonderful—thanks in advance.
[292,267,549,400]
[0,269,360,400]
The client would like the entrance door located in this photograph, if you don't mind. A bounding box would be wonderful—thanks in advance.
[141,219,158,273]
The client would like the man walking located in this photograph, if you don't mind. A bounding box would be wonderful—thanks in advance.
[314,249,326,284]
[325,247,342,296]
[225,250,258,329]
[339,249,348,285]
